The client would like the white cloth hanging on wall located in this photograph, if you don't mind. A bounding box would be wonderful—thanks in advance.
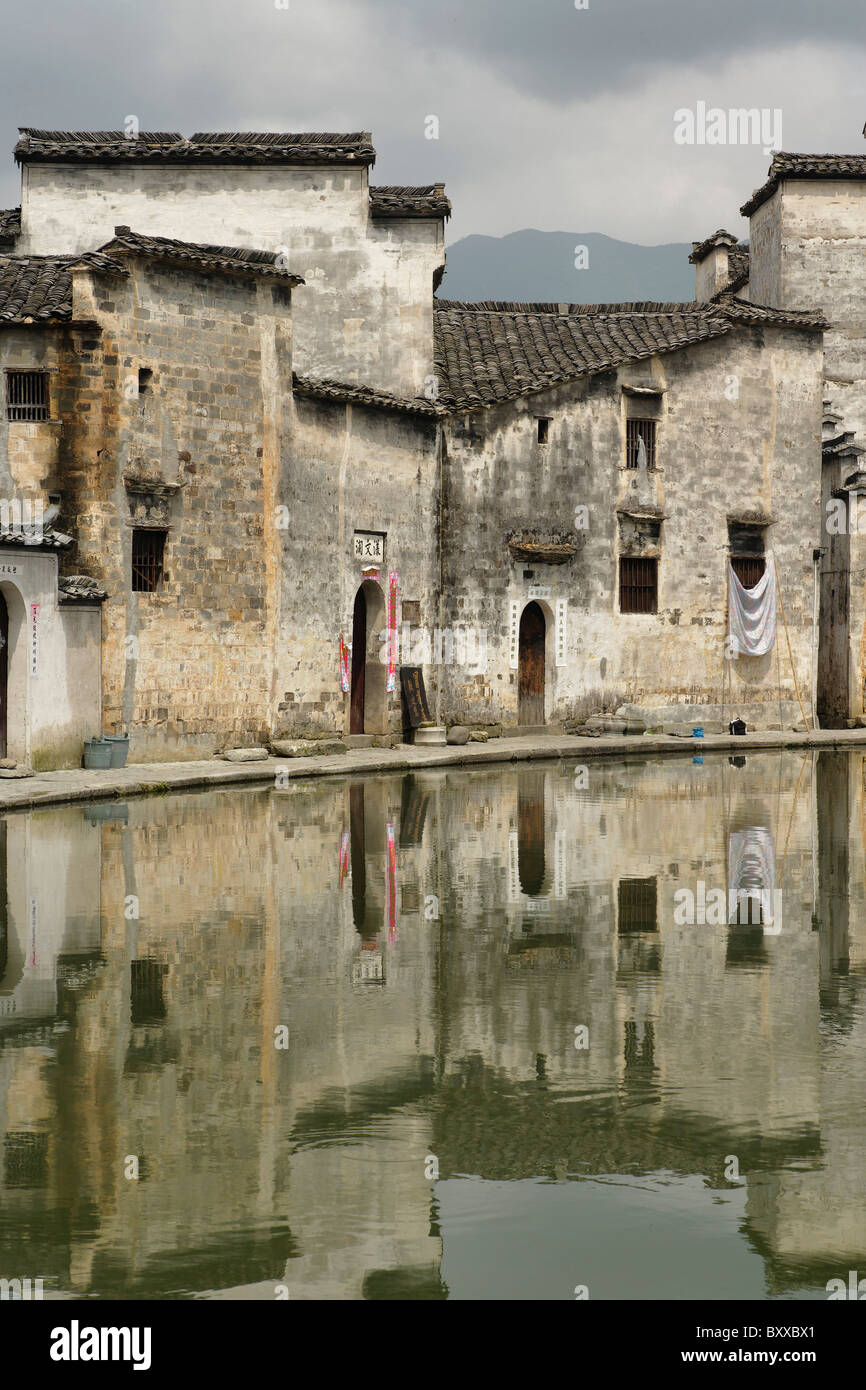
[729,556,776,656]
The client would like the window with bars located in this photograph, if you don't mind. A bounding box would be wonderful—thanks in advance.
[5,370,49,422]
[130,958,168,1025]
[620,556,658,613]
[626,418,656,470]
[618,878,658,933]
[730,555,766,590]
[131,529,166,592]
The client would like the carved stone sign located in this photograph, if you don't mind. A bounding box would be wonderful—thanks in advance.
[353,531,385,564]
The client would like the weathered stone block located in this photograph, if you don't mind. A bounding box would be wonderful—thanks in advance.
[220,747,270,762]
[447,726,470,745]
[271,739,347,758]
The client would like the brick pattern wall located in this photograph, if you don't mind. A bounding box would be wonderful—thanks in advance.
[58,259,291,760]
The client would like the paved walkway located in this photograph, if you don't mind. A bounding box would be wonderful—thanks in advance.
[2,727,866,813]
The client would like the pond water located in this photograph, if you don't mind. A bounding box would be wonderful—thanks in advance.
[0,748,864,1301]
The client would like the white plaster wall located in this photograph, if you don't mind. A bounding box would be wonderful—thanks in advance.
[440,326,823,728]
[18,163,443,396]
[0,549,101,768]
[0,807,101,1025]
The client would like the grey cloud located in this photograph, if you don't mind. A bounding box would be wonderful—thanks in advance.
[366,0,866,102]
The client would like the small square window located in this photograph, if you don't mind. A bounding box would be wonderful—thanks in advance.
[138,367,153,395]
[537,417,550,445]
[626,418,656,470]
[5,371,49,422]
[730,555,766,591]
[620,557,658,614]
[131,529,166,592]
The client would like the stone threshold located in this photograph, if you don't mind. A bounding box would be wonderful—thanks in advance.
[2,728,866,814]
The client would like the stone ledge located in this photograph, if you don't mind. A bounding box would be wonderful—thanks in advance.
[1,728,865,812]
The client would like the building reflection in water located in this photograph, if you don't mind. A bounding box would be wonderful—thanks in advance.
[0,750,864,1299]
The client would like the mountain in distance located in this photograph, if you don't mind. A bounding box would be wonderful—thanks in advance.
[437,229,695,305]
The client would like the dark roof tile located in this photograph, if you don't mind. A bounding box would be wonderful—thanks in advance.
[293,373,443,417]
[99,228,303,283]
[0,255,73,322]
[370,185,451,218]
[741,153,866,216]
[15,129,376,166]
[433,297,823,408]
[58,574,108,602]
[0,207,21,247]
[689,229,739,263]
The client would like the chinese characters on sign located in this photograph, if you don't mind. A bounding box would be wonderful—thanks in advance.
[353,532,385,563]
[29,602,40,676]
[400,666,431,728]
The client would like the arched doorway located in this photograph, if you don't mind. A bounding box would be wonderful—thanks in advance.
[518,601,546,725]
[0,591,7,759]
[350,581,387,735]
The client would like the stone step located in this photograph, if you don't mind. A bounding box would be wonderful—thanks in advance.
[343,735,375,749]
[502,723,564,738]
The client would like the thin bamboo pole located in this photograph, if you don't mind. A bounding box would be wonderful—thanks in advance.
[772,550,811,730]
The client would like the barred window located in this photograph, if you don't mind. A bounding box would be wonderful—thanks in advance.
[620,556,658,613]
[730,555,766,591]
[618,878,658,933]
[131,529,166,593]
[626,418,656,470]
[131,959,168,1025]
[5,371,49,422]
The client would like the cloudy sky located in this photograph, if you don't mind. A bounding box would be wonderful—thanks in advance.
[1,0,865,246]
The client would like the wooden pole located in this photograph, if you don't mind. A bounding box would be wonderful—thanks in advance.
[772,551,811,730]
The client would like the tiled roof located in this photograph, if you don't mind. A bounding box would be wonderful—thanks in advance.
[689,229,738,263]
[741,153,866,216]
[0,226,301,321]
[99,228,304,284]
[433,298,824,408]
[370,185,451,219]
[0,255,73,322]
[0,251,128,323]
[726,245,750,291]
[58,574,108,603]
[15,129,376,166]
[0,526,73,550]
[293,373,444,417]
[0,207,21,246]
[714,293,826,329]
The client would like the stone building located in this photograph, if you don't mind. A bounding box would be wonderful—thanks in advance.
[1,127,865,765]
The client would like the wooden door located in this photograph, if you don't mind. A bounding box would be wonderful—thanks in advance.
[517,771,546,896]
[0,592,7,760]
[518,602,545,725]
[350,587,366,734]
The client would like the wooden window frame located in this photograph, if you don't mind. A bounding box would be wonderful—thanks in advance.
[730,554,766,591]
[619,556,658,614]
[626,417,656,470]
[5,370,49,422]
[131,528,167,593]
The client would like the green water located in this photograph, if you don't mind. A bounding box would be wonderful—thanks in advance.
[0,748,863,1300]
